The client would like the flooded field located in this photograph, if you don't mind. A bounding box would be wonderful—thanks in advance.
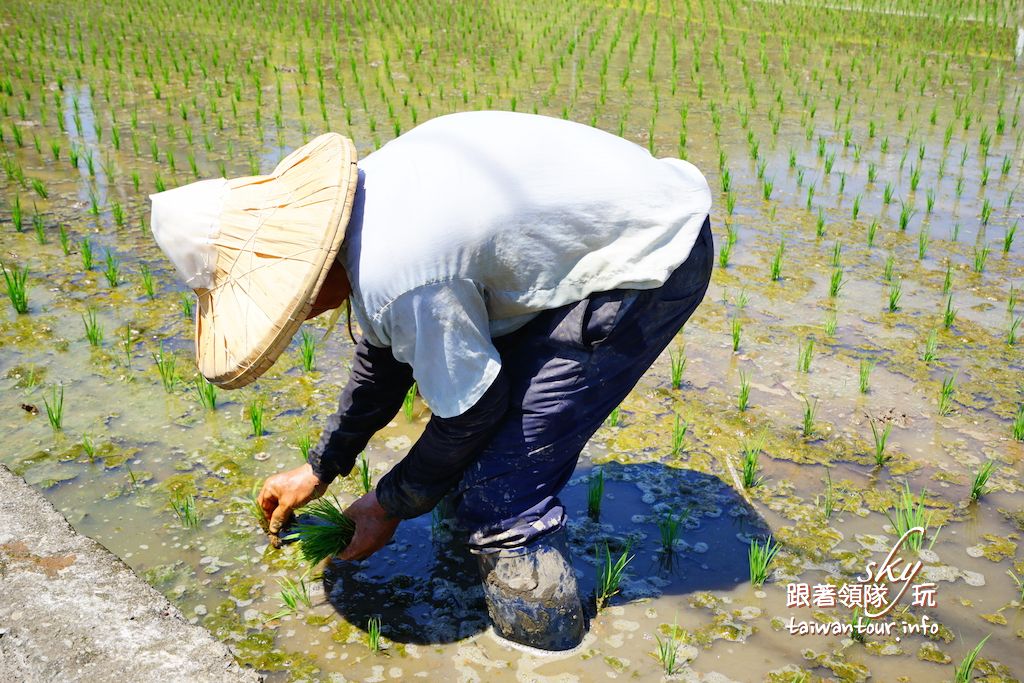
[1,0,1022,680]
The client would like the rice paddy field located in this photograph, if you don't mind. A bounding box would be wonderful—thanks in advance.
[2,0,1023,680]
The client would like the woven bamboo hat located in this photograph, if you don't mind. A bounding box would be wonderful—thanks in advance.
[149,133,358,389]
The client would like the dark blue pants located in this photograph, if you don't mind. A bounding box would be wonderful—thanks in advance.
[453,217,715,552]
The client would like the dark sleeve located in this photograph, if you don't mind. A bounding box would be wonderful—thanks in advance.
[375,367,510,519]
[307,337,414,484]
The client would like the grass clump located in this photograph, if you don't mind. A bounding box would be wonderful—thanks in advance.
[367,616,383,652]
[286,496,356,565]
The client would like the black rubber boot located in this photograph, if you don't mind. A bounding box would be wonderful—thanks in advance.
[476,527,585,651]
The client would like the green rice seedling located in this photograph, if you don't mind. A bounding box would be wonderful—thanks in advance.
[829,267,844,298]
[882,182,894,204]
[938,374,957,416]
[80,238,93,270]
[943,263,954,296]
[11,194,23,232]
[49,139,60,160]
[1006,317,1020,346]
[969,461,995,501]
[981,198,992,225]
[762,177,774,200]
[883,254,895,282]
[849,608,868,643]
[669,347,686,389]
[802,396,818,437]
[972,244,990,273]
[82,308,103,347]
[170,493,200,529]
[797,339,814,373]
[943,295,957,329]
[403,382,417,421]
[740,431,766,489]
[180,292,194,319]
[81,433,96,462]
[887,279,902,312]
[31,208,46,244]
[1009,570,1024,601]
[898,202,914,231]
[770,239,785,281]
[654,616,683,675]
[731,317,742,352]
[194,375,217,410]
[248,399,265,437]
[718,238,732,267]
[120,325,134,366]
[44,384,64,431]
[926,188,936,214]
[103,251,119,287]
[815,210,826,238]
[269,576,313,619]
[30,178,47,200]
[871,420,893,466]
[670,414,687,455]
[818,469,836,520]
[859,359,874,394]
[1,263,29,314]
[587,467,604,520]
[953,635,989,683]
[918,227,930,260]
[152,344,176,392]
[921,329,939,362]
[58,224,70,255]
[657,515,682,555]
[866,219,879,247]
[823,311,837,337]
[1005,221,1018,254]
[140,264,155,299]
[867,162,878,183]
[297,434,313,461]
[595,541,633,611]
[287,496,356,565]
[367,616,383,652]
[886,482,934,552]
[299,329,316,371]
[1008,285,1018,315]
[748,536,778,586]
[851,194,861,221]
[738,370,751,411]
[908,164,921,192]
[607,405,621,427]
[358,452,372,494]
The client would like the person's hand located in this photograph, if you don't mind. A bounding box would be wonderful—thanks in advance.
[258,463,329,539]
[338,491,400,561]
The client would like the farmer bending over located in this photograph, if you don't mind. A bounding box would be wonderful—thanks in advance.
[150,111,713,651]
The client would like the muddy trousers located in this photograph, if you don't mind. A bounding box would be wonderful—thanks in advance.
[451,217,715,553]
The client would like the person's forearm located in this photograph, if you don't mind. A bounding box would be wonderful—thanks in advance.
[375,369,510,519]
[307,337,414,484]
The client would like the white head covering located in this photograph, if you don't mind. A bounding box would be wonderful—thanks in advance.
[149,178,228,289]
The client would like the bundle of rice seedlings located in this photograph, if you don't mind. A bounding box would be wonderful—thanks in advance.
[284,496,356,565]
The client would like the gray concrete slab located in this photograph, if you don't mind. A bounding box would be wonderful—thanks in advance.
[0,464,262,683]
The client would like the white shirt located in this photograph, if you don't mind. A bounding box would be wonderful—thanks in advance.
[344,111,711,418]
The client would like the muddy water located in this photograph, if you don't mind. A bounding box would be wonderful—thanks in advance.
[2,0,1023,680]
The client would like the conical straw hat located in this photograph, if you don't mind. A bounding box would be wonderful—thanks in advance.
[151,133,358,389]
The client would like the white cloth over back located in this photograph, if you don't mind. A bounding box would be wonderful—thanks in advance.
[346,111,712,417]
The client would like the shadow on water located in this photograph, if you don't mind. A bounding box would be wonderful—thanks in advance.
[323,461,769,645]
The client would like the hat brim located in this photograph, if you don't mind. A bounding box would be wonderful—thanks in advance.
[194,133,358,389]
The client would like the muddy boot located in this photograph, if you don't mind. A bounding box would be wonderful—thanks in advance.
[476,527,585,651]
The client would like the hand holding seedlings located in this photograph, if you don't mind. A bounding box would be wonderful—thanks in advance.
[335,490,400,562]
[258,463,330,546]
